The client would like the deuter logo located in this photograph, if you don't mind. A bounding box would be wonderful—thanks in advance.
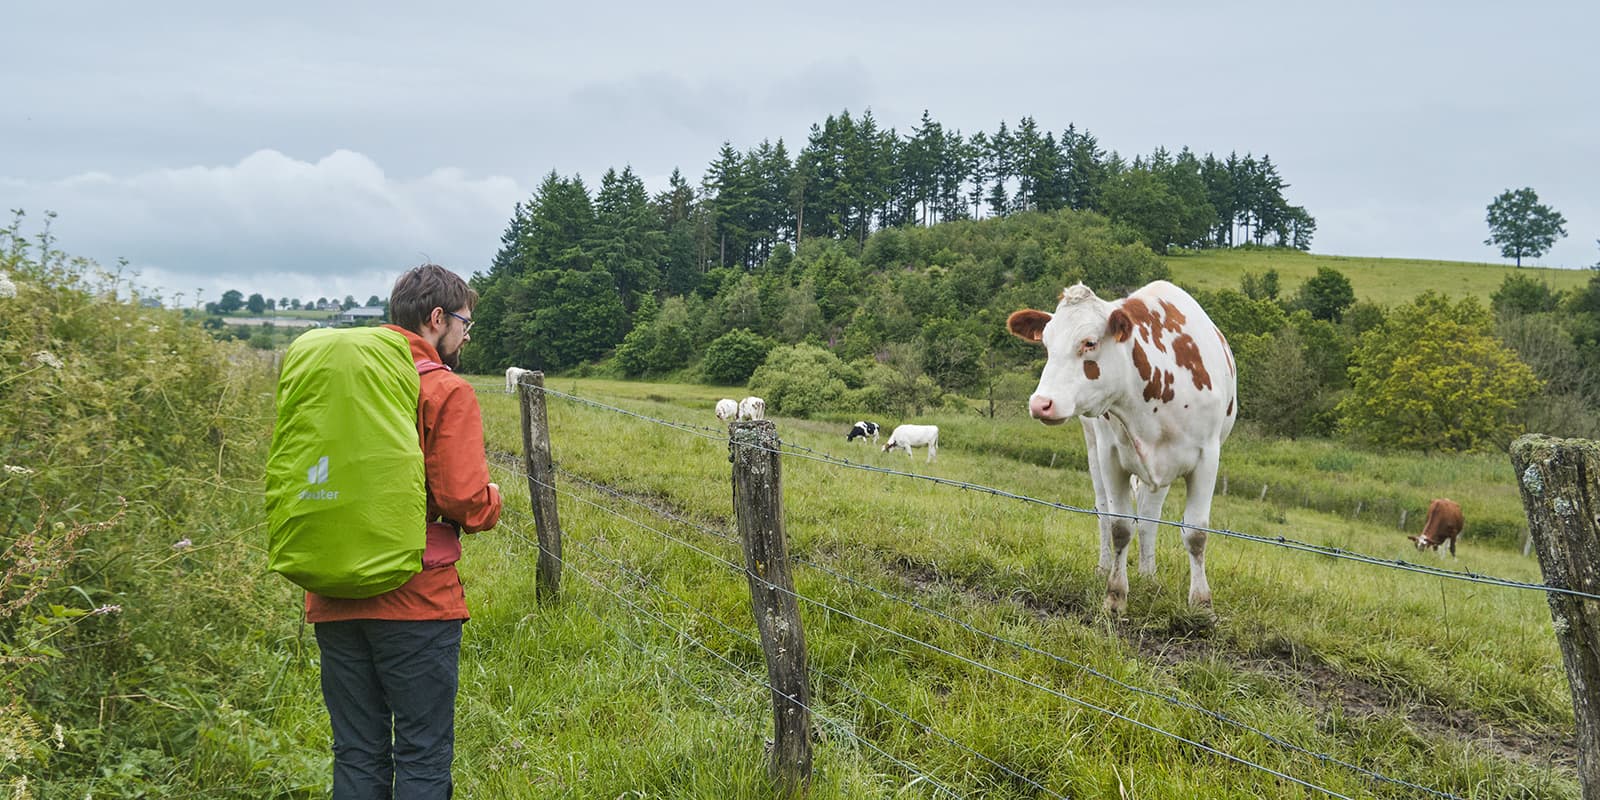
[308,456,329,485]
[298,456,339,500]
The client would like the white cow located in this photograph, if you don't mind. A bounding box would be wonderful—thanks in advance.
[715,398,739,421]
[1007,280,1236,615]
[882,424,939,462]
[505,366,532,393]
[738,396,766,421]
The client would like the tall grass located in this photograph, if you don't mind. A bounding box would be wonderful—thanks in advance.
[440,377,1576,798]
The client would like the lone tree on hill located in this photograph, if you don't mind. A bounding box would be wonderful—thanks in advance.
[1485,187,1567,267]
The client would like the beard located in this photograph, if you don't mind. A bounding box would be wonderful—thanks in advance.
[430,333,462,370]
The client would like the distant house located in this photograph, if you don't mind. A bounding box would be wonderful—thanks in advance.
[335,306,387,326]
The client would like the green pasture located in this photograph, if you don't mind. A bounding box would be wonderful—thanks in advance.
[1164,248,1594,308]
[435,375,1575,799]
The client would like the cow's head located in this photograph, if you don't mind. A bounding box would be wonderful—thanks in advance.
[1408,534,1436,551]
[1007,284,1134,425]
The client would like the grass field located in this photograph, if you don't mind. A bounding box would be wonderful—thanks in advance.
[404,375,1580,799]
[1163,249,1595,307]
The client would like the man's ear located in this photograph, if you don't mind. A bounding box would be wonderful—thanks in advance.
[1006,310,1051,343]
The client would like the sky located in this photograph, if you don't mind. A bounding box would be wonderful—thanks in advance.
[3,1,1596,307]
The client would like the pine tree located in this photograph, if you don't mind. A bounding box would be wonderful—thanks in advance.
[591,165,665,310]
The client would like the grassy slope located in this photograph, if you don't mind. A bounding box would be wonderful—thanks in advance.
[1163,249,1593,307]
[422,377,1576,799]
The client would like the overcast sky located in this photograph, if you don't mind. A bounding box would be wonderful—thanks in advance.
[3,1,1596,307]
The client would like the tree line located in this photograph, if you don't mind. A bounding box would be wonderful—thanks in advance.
[467,109,1315,374]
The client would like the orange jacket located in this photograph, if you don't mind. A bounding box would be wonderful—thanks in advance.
[306,325,502,622]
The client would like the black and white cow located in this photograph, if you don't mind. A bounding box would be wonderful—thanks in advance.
[846,421,880,444]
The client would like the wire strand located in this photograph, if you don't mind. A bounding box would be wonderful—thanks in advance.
[483,381,1595,603]
[534,461,1461,800]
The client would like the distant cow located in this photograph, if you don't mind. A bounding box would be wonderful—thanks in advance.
[847,421,880,444]
[1008,280,1237,615]
[882,424,938,462]
[715,398,738,421]
[738,396,766,421]
[505,366,531,393]
[1410,498,1464,556]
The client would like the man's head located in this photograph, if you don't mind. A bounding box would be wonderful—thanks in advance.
[389,264,478,369]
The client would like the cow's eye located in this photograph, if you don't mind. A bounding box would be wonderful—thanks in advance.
[1079,338,1098,355]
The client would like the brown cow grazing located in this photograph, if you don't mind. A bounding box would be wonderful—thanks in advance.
[1409,498,1464,556]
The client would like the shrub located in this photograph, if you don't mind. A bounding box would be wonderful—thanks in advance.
[702,328,775,385]
[1338,292,1542,451]
[747,344,859,417]
[0,213,306,794]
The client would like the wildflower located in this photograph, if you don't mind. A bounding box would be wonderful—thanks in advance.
[53,723,64,750]
[0,272,15,299]
[3,465,33,476]
[172,538,192,551]
[32,351,63,370]
[90,605,122,616]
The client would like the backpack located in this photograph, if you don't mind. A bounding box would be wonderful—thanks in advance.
[264,327,444,598]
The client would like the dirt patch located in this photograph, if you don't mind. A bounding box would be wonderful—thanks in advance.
[885,555,1577,773]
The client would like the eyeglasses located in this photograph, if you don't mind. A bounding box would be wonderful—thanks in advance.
[444,310,475,332]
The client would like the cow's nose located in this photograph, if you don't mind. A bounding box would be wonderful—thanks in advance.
[1029,394,1054,419]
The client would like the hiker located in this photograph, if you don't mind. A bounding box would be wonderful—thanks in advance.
[305,263,502,797]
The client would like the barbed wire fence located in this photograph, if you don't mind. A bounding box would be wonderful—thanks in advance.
[474,379,1594,602]
[460,374,1600,799]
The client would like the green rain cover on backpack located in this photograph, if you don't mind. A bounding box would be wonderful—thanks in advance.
[265,327,430,598]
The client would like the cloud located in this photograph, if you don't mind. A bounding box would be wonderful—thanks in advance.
[4,149,526,304]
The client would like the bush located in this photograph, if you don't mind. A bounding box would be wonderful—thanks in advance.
[1338,293,1542,451]
[702,328,775,385]
[747,344,859,417]
[0,213,308,794]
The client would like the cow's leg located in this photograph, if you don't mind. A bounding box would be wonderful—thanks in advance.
[1103,462,1136,616]
[1135,480,1171,577]
[1180,456,1220,608]
[927,440,937,463]
[1082,424,1115,573]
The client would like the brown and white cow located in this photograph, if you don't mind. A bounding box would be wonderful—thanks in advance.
[1409,498,1463,556]
[1008,280,1237,615]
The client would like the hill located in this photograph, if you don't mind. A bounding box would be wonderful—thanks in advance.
[1165,247,1594,307]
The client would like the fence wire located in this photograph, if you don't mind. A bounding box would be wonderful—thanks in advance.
[490,459,1384,800]
[482,380,1596,603]
[493,508,965,798]
[538,461,1464,800]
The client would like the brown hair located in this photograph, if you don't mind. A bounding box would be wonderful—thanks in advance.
[388,263,478,333]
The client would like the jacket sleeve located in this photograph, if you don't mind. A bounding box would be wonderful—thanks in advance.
[423,378,502,533]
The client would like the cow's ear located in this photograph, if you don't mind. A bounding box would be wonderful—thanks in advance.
[1107,309,1134,343]
[1007,310,1051,343]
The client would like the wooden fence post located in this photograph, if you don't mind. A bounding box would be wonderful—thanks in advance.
[518,371,562,603]
[1399,508,1408,531]
[729,420,813,797]
[1258,484,1269,502]
[1511,434,1600,800]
